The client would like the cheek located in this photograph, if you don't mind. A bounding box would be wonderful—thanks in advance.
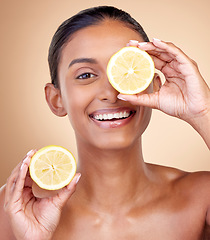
[135,106,152,137]
[62,87,93,128]
[141,107,152,133]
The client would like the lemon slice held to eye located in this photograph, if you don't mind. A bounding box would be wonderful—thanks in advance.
[107,46,155,94]
[29,145,77,190]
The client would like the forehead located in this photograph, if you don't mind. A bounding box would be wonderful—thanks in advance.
[60,20,144,66]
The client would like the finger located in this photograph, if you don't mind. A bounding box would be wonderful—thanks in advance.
[4,160,29,213]
[118,92,160,110]
[152,57,184,79]
[128,40,173,71]
[4,161,23,208]
[138,39,193,66]
[128,40,139,47]
[139,40,198,80]
[138,39,175,53]
[5,150,36,208]
[138,40,167,53]
[128,40,165,55]
[52,173,81,210]
[9,156,31,204]
[150,39,194,66]
[26,149,37,158]
[24,171,33,188]
[16,149,36,189]
[18,150,36,188]
[129,40,181,66]
[147,50,175,64]
[138,44,176,66]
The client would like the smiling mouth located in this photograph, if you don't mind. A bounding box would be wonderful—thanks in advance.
[89,110,135,121]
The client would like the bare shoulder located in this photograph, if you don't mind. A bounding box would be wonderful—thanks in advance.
[148,163,210,194]
[0,185,15,239]
[148,163,210,211]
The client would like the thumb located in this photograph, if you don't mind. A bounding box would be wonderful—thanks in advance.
[117,92,160,109]
[53,173,81,209]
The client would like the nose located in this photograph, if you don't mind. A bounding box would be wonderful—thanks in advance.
[97,75,119,103]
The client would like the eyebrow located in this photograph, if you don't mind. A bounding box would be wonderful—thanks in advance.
[68,58,98,68]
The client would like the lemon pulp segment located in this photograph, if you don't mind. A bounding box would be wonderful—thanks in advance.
[107,47,155,94]
[29,145,76,190]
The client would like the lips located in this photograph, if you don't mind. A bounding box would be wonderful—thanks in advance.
[89,108,136,128]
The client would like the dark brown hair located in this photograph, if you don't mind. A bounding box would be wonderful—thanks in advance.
[48,6,149,88]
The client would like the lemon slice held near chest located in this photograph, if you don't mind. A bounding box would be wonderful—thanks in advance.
[29,145,76,190]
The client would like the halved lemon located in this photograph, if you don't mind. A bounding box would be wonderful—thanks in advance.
[107,46,155,94]
[29,145,76,190]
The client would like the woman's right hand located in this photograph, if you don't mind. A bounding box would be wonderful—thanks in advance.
[4,150,81,240]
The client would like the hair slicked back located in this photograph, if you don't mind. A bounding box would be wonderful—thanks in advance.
[48,6,149,88]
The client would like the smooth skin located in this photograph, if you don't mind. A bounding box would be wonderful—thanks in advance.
[0,20,210,240]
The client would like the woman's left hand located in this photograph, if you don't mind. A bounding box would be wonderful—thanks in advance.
[118,39,210,146]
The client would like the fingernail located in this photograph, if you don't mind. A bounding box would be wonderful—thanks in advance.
[129,40,139,44]
[26,149,34,156]
[138,42,148,46]
[76,174,81,184]
[117,95,127,101]
[67,174,81,190]
[23,155,29,163]
[20,162,25,170]
[153,38,161,42]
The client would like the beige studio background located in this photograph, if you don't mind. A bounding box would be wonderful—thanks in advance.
[0,0,209,186]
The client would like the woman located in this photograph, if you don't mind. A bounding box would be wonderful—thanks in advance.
[0,6,210,239]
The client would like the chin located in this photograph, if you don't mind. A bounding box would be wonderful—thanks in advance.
[92,132,141,151]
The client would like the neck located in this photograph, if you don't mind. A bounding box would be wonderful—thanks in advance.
[75,138,150,211]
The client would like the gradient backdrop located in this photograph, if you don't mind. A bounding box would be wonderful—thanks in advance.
[0,0,209,186]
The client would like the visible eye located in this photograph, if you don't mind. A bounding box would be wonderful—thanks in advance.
[76,73,96,79]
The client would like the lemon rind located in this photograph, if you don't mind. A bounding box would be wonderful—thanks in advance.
[29,145,77,190]
[107,47,155,94]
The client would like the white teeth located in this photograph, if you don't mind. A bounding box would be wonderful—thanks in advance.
[93,111,131,121]
[114,113,120,118]
[124,112,129,118]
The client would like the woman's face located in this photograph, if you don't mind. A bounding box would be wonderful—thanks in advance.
[57,20,152,150]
